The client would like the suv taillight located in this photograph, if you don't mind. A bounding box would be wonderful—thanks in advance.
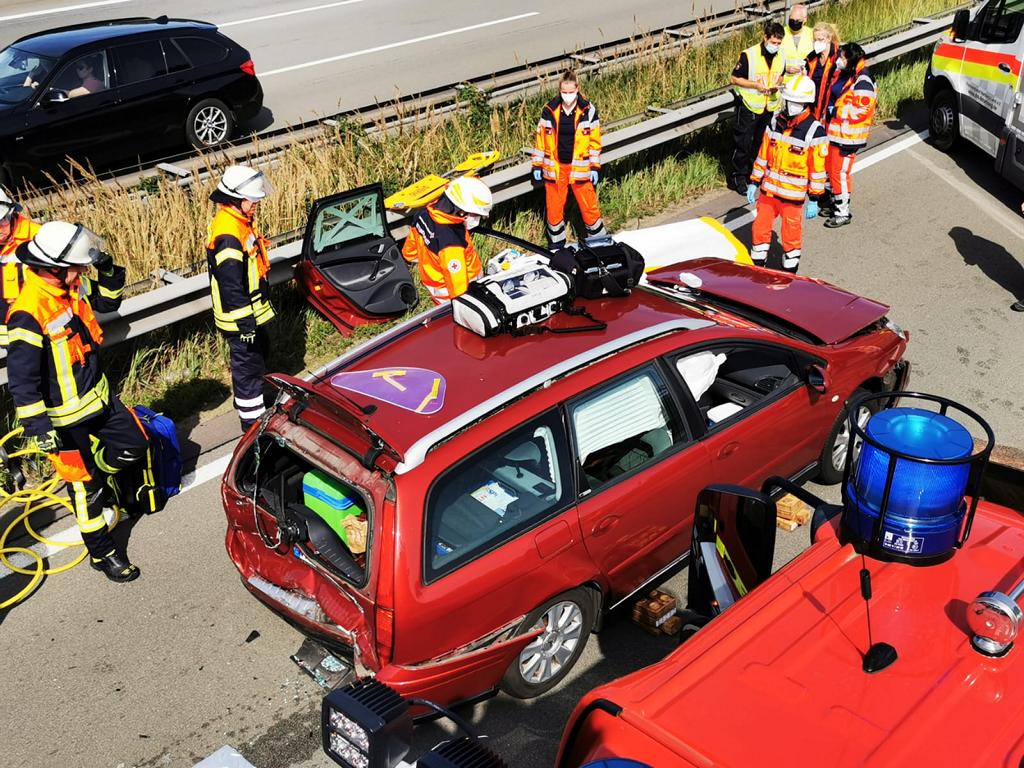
[240,59,256,76]
[375,607,395,665]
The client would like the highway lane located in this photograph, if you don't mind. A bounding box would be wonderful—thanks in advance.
[0,0,739,134]
[3,118,1024,768]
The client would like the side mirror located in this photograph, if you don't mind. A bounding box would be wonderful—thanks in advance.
[687,485,777,618]
[806,364,830,394]
[951,9,969,41]
[40,88,69,106]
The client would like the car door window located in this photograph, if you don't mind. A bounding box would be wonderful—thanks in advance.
[0,47,56,103]
[425,409,572,582]
[570,366,685,491]
[674,344,801,428]
[113,41,167,85]
[51,51,110,98]
[161,39,190,74]
[968,0,1024,43]
[174,36,229,67]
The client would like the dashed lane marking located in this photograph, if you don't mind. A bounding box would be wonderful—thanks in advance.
[0,0,132,23]
[217,0,366,29]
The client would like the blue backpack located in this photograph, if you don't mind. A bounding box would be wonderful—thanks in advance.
[133,405,182,499]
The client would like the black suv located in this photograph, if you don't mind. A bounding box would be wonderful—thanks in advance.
[0,17,264,185]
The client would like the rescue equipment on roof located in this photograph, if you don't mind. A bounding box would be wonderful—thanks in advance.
[840,392,994,565]
[452,258,573,337]
[548,239,645,299]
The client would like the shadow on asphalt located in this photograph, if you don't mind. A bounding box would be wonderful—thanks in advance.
[949,225,1024,305]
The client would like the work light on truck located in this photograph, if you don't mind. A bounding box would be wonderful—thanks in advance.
[322,680,413,768]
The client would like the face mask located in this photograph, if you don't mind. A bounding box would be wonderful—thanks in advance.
[835,57,847,71]
[785,101,805,117]
[465,214,481,230]
[813,40,828,55]
[764,42,780,55]
[788,19,803,32]
[561,91,577,106]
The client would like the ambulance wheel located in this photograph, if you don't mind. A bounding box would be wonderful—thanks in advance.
[929,90,959,152]
[501,588,595,699]
[817,387,876,485]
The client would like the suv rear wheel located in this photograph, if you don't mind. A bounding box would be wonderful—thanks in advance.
[500,587,595,699]
[186,98,234,148]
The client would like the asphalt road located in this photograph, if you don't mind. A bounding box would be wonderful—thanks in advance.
[3,115,1024,768]
[0,0,739,134]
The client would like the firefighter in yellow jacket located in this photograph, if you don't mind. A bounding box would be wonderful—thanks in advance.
[0,187,41,346]
[7,221,148,582]
[532,70,608,248]
[402,176,492,304]
[747,75,829,273]
[207,165,275,431]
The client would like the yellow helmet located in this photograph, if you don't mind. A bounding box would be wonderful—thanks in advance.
[781,74,816,104]
[444,176,493,217]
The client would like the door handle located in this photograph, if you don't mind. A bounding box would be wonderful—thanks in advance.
[717,441,741,459]
[999,62,1012,73]
[592,515,620,536]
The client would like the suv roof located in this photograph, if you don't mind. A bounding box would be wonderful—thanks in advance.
[305,289,738,470]
[11,17,216,58]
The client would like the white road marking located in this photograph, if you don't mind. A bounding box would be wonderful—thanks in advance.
[180,452,233,494]
[193,745,257,768]
[217,0,366,29]
[260,12,541,77]
[0,0,131,23]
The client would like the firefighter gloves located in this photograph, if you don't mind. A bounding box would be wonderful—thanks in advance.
[35,430,60,455]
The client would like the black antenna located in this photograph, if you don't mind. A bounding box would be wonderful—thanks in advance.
[859,554,897,673]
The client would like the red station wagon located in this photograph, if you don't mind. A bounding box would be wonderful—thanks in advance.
[221,256,909,707]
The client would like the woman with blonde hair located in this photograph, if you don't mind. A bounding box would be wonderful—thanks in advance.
[806,22,840,121]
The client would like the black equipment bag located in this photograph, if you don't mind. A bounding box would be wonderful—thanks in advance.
[549,242,645,299]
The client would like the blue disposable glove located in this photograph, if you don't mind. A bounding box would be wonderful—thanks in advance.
[746,184,758,205]
[590,170,599,186]
[532,168,542,183]
[805,199,819,220]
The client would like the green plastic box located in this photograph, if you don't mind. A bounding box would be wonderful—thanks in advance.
[302,470,364,547]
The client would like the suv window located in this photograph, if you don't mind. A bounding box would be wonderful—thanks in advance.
[174,36,229,67]
[968,0,1024,44]
[162,39,190,74]
[50,51,110,98]
[673,344,801,428]
[570,366,685,490]
[114,40,168,85]
[425,409,571,581]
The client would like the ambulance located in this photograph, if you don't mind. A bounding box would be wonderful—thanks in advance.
[926,0,1024,187]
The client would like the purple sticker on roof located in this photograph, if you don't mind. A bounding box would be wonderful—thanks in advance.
[330,367,446,415]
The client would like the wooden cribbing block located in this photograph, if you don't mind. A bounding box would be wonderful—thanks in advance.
[776,494,811,524]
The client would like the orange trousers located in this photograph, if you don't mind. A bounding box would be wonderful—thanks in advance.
[827,145,856,217]
[544,167,606,245]
[751,194,804,272]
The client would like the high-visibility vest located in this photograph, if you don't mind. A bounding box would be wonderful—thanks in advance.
[401,203,481,302]
[6,268,122,432]
[827,63,877,151]
[532,96,602,183]
[0,214,41,345]
[807,49,839,121]
[206,205,275,333]
[780,27,814,73]
[751,111,829,203]
[734,44,784,114]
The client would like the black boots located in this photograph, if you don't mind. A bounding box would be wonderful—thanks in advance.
[90,550,141,583]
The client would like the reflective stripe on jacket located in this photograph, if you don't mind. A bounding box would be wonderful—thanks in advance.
[531,96,602,183]
[401,204,481,301]
[826,64,876,150]
[751,111,829,203]
[206,205,275,334]
[734,43,784,114]
[6,265,125,434]
[0,214,42,346]
[781,28,814,73]
[807,48,839,122]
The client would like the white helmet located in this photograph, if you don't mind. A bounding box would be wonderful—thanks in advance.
[0,186,18,220]
[444,176,493,217]
[216,165,272,202]
[781,75,816,104]
[20,221,105,269]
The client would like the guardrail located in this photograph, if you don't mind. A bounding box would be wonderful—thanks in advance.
[0,13,952,385]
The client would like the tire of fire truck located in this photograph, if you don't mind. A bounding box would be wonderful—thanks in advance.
[501,587,596,699]
[928,90,960,152]
[816,386,877,485]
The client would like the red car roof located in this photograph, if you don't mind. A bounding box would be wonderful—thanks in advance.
[308,289,719,463]
[647,258,891,345]
[579,503,1024,767]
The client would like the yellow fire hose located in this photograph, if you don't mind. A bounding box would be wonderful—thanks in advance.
[0,427,120,609]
